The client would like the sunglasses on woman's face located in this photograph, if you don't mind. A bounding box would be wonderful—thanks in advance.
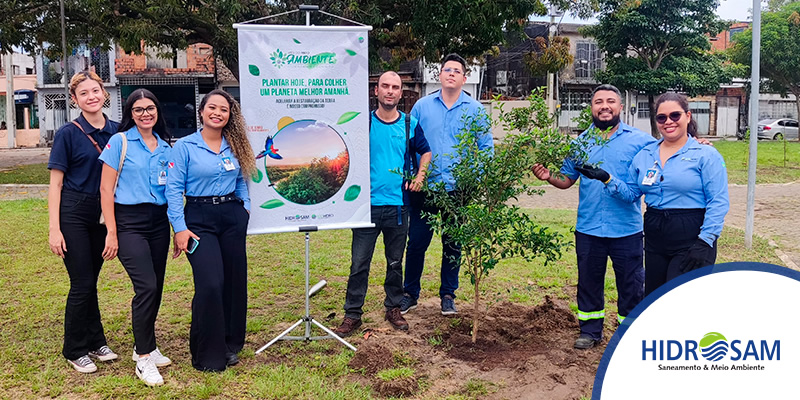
[655,111,684,124]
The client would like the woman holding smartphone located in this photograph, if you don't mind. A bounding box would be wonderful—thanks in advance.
[576,92,729,295]
[47,71,119,373]
[166,89,255,372]
[99,89,172,386]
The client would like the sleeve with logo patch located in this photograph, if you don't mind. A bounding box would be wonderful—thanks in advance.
[166,141,190,233]
[97,133,123,170]
[698,149,730,246]
[604,153,644,203]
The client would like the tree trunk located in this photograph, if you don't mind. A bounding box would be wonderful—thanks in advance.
[472,274,480,344]
[648,94,660,139]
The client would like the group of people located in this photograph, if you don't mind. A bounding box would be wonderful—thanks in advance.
[532,85,729,349]
[48,70,254,385]
[48,54,730,384]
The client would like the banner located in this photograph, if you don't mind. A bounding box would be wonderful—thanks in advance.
[235,25,373,234]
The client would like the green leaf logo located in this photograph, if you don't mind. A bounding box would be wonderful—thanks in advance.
[248,64,260,76]
[343,185,361,201]
[345,49,357,56]
[251,168,263,183]
[337,111,360,125]
[260,199,285,209]
[269,50,287,68]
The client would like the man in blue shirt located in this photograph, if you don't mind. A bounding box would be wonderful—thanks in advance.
[401,54,493,316]
[333,71,432,337]
[532,84,656,349]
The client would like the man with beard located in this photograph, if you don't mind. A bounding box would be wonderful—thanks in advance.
[333,71,431,337]
[531,84,655,349]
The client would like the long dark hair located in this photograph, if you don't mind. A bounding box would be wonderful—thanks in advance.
[654,92,698,137]
[119,88,170,142]
[198,89,255,176]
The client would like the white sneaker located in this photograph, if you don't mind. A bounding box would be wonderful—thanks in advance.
[88,345,119,362]
[132,347,172,367]
[68,355,97,373]
[135,357,164,386]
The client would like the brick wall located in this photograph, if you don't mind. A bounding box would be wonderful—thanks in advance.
[115,43,214,76]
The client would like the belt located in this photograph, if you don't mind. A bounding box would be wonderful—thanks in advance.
[185,193,240,205]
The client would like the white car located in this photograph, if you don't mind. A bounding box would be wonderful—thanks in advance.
[757,118,799,140]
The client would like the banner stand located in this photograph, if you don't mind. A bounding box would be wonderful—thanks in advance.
[255,229,356,353]
[241,5,368,353]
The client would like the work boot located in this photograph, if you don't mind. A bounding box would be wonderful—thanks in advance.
[385,307,409,331]
[574,334,602,349]
[333,317,362,338]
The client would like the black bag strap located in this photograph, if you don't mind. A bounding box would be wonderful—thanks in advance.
[404,112,417,176]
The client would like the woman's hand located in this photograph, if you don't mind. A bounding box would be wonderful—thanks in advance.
[102,231,118,261]
[49,229,67,258]
[173,229,199,259]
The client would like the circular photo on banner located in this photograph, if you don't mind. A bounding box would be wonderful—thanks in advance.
[257,118,349,205]
[594,262,800,399]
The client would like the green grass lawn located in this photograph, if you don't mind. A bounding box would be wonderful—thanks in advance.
[714,139,800,184]
[0,199,784,399]
[0,163,49,184]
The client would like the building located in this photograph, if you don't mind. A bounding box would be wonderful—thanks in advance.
[1,52,41,148]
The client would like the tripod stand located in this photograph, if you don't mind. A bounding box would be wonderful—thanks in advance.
[256,229,356,353]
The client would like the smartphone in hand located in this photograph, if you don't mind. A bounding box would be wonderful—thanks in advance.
[187,237,200,254]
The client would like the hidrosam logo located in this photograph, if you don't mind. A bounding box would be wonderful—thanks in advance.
[700,332,729,361]
[269,48,336,69]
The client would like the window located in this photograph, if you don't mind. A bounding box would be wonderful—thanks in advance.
[12,65,20,75]
[560,90,592,111]
[729,27,745,40]
[784,120,798,128]
[574,41,602,79]
[25,67,34,75]
[637,101,650,119]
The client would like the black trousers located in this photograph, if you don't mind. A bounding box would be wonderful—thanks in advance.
[115,203,170,355]
[59,189,108,360]
[644,208,716,296]
[574,231,644,340]
[185,200,249,372]
[344,205,408,319]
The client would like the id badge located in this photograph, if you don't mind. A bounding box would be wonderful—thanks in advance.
[222,157,236,171]
[641,168,659,186]
[158,170,167,185]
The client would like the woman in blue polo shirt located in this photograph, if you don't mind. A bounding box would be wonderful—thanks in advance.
[579,92,729,295]
[166,89,255,372]
[47,71,120,373]
[98,89,172,386]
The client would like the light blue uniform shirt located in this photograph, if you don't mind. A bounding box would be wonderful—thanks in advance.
[605,135,729,246]
[166,130,250,233]
[411,90,493,191]
[370,111,430,206]
[561,122,657,238]
[98,126,171,205]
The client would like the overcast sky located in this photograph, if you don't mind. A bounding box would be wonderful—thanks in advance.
[533,0,757,24]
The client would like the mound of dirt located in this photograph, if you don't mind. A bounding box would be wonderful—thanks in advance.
[348,341,395,374]
[374,376,419,398]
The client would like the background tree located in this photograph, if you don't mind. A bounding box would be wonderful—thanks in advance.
[729,1,800,126]
[582,0,736,137]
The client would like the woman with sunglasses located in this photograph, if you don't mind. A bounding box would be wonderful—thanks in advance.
[48,71,120,374]
[166,89,255,372]
[576,92,729,295]
[98,89,172,386]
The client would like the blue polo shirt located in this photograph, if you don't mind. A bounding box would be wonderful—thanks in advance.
[411,90,493,191]
[561,122,656,238]
[99,126,172,205]
[605,136,730,245]
[166,130,250,233]
[48,113,118,194]
[370,111,431,206]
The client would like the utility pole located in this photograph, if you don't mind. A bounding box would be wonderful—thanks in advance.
[745,0,761,249]
[5,52,16,148]
[60,0,71,123]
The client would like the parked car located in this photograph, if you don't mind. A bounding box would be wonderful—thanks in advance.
[757,118,799,140]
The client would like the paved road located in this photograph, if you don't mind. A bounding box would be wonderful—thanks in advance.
[0,148,50,169]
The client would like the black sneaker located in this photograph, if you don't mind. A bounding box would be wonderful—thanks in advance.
[440,295,457,316]
[574,334,602,349]
[226,352,239,366]
[399,294,418,315]
[333,317,362,338]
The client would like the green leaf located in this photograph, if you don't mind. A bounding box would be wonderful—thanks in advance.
[248,64,260,76]
[345,49,357,56]
[260,199,285,209]
[343,185,361,201]
[337,111,360,125]
[293,38,301,44]
[251,168,263,183]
